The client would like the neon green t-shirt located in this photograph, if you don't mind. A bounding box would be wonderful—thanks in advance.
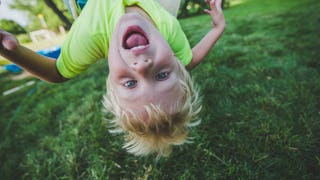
[57,0,192,78]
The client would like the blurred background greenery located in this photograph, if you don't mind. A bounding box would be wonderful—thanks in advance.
[0,0,319,179]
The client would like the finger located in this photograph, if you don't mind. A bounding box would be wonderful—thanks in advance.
[204,9,210,14]
[209,0,216,9]
[206,0,216,9]
[215,0,223,12]
[2,36,18,51]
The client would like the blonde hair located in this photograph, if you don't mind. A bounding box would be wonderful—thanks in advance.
[103,59,201,158]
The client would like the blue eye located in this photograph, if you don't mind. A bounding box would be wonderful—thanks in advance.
[124,80,137,88]
[156,72,170,81]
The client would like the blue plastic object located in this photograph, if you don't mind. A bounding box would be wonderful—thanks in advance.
[37,46,61,59]
[3,64,22,74]
[2,46,61,74]
[77,0,87,9]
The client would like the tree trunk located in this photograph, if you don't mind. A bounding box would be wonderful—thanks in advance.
[43,0,72,30]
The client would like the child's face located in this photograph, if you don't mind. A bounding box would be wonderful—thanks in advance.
[107,13,182,118]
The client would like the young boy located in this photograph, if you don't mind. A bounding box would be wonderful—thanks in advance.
[0,0,225,157]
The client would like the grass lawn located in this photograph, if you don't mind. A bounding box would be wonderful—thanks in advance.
[1,0,319,178]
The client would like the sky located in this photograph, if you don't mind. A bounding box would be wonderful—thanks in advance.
[0,0,29,26]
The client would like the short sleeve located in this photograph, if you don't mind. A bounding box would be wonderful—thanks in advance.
[167,18,192,66]
[56,18,107,78]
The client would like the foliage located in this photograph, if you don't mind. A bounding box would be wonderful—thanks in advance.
[16,34,32,43]
[179,0,231,18]
[1,0,320,178]
[0,19,26,35]
[9,0,73,31]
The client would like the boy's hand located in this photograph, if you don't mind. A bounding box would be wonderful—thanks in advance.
[0,29,19,51]
[0,29,67,83]
[204,0,226,30]
[187,0,226,70]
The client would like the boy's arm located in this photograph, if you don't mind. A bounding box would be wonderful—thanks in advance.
[0,30,68,83]
[186,0,226,71]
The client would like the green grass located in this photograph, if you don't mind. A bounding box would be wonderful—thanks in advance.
[1,0,320,178]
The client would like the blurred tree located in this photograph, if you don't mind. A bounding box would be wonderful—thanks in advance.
[0,19,26,35]
[179,0,229,18]
[43,0,72,29]
[9,0,73,31]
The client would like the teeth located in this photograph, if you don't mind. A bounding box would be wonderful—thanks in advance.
[131,45,146,50]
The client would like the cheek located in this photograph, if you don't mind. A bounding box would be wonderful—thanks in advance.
[155,44,174,61]
[108,47,129,76]
[108,36,121,62]
[108,25,123,67]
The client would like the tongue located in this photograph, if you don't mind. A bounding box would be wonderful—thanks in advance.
[125,33,148,49]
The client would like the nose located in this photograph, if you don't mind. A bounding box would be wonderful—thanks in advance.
[130,59,153,73]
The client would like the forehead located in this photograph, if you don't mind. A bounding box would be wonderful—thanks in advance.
[119,81,182,111]
[122,85,182,120]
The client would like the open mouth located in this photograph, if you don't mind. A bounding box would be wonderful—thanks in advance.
[122,26,150,50]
